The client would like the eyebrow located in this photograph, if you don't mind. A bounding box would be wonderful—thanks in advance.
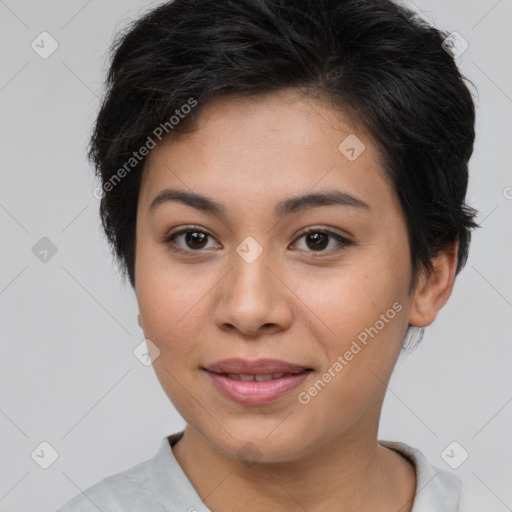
[148,188,371,217]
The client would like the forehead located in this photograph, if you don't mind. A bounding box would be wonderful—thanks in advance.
[138,89,395,216]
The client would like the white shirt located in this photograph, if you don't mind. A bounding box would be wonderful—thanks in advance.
[56,431,469,511]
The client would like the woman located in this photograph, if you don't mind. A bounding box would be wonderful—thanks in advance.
[57,0,478,510]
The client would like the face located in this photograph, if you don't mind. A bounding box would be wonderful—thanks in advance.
[135,89,417,463]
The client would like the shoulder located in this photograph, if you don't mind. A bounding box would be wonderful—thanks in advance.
[379,440,466,512]
[54,432,189,512]
[55,456,158,512]
[56,431,209,512]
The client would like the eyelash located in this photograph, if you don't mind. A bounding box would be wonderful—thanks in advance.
[162,225,354,256]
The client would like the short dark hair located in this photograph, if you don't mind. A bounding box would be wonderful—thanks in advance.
[89,0,479,294]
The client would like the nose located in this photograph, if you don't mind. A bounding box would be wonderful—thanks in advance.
[214,249,293,338]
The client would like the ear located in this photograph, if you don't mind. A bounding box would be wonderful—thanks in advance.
[408,240,459,328]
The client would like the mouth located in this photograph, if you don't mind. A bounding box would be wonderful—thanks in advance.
[202,358,313,405]
[203,357,313,375]
[208,371,309,382]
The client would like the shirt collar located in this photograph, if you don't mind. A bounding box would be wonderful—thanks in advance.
[379,440,461,512]
[149,431,211,512]
[149,432,461,512]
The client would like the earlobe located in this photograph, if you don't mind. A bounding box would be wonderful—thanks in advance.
[408,241,459,328]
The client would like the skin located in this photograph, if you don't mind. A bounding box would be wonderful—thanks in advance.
[134,88,459,512]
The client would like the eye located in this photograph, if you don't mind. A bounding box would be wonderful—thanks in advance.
[163,225,220,253]
[291,228,354,254]
[162,226,354,256]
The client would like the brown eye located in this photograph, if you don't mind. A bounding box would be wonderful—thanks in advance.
[163,226,353,257]
[293,229,354,254]
[184,231,208,249]
[305,232,329,251]
[163,226,220,253]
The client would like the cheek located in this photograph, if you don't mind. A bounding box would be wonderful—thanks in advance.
[139,281,208,358]
[296,300,407,433]
[291,258,409,407]
[293,261,405,342]
[137,264,208,410]
[135,247,206,352]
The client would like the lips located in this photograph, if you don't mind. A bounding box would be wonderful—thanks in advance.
[203,358,313,405]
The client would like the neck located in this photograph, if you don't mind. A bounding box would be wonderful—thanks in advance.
[172,421,416,512]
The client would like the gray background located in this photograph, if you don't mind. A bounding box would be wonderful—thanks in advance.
[0,0,511,510]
